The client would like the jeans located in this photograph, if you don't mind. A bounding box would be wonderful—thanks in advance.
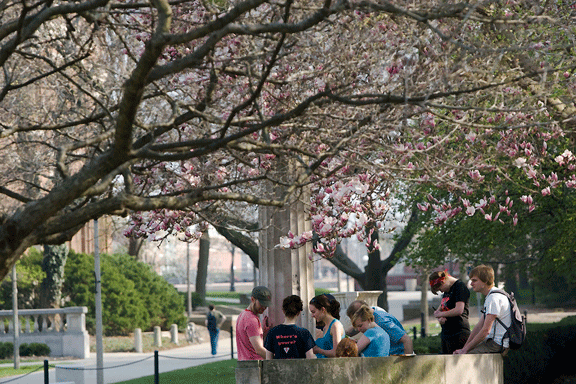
[209,328,220,355]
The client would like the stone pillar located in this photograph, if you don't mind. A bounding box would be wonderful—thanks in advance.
[134,328,143,353]
[259,197,315,334]
[153,326,162,347]
[170,324,178,344]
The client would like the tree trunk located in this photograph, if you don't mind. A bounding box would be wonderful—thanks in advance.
[195,231,210,303]
[127,237,144,261]
[40,244,68,309]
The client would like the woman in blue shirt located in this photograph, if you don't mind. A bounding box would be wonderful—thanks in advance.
[309,294,344,358]
[351,305,390,357]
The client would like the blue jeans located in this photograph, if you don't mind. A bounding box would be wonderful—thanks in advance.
[209,328,219,355]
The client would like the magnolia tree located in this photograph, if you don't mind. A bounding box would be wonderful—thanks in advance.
[1,0,575,282]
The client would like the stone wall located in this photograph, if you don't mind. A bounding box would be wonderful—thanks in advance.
[0,307,90,358]
[236,354,503,384]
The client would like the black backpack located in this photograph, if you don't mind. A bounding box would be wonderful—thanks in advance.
[207,312,217,332]
[486,289,526,350]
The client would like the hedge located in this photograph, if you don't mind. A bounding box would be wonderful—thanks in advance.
[412,316,576,384]
[0,342,51,359]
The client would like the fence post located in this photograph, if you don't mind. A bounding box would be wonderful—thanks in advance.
[412,326,417,340]
[44,359,49,384]
[154,350,159,384]
[230,324,234,360]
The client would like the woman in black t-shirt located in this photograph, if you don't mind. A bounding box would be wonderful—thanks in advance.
[264,295,316,359]
[429,270,471,354]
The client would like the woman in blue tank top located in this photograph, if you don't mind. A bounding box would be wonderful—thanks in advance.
[309,294,344,358]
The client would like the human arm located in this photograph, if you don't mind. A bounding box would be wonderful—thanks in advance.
[434,301,466,318]
[305,349,317,359]
[453,314,495,354]
[249,335,268,359]
[313,321,344,358]
[399,333,413,354]
[345,326,360,337]
[356,334,370,354]
[265,350,274,360]
[217,313,227,328]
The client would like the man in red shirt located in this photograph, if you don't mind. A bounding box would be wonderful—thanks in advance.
[236,286,272,360]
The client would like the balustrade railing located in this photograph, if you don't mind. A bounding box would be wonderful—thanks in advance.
[0,307,89,358]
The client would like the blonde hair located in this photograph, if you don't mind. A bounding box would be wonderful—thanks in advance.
[351,305,374,327]
[469,264,494,286]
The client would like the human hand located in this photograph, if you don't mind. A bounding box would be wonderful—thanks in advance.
[453,349,465,355]
[263,315,272,333]
[438,317,447,325]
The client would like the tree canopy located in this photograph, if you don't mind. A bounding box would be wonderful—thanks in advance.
[1,0,576,280]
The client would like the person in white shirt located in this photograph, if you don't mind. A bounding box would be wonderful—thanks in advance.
[454,264,511,354]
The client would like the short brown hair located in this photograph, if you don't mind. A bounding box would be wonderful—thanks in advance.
[335,337,358,357]
[469,264,494,286]
[282,295,303,318]
[346,300,367,318]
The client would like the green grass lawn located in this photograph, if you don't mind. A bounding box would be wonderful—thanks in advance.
[114,359,236,384]
[0,363,54,378]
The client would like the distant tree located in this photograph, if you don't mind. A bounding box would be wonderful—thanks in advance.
[63,251,185,335]
[2,0,575,285]
[0,248,44,309]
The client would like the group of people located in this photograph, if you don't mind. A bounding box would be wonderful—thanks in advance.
[234,285,414,360]
[429,264,512,354]
[219,263,511,360]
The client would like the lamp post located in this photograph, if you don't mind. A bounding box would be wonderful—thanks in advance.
[230,246,236,292]
[12,265,19,369]
[94,219,104,384]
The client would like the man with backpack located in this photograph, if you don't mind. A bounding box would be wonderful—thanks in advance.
[206,304,227,355]
[454,264,518,354]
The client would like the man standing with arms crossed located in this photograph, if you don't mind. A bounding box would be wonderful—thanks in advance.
[454,264,511,354]
[236,286,273,360]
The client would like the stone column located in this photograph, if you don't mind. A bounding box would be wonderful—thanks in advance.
[259,197,315,334]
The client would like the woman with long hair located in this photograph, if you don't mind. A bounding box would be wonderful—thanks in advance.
[309,294,344,358]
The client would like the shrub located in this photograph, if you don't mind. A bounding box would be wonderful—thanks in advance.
[412,334,441,355]
[28,343,51,356]
[63,251,185,335]
[0,342,13,359]
[504,320,576,384]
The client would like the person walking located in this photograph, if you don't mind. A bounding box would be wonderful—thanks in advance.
[236,286,273,360]
[454,264,511,354]
[205,304,227,355]
[429,270,471,354]
[264,295,316,359]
